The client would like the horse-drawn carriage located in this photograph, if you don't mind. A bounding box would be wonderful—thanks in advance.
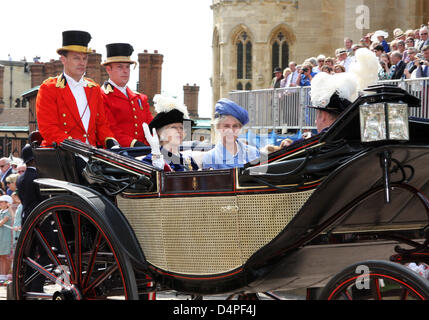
[10,84,429,300]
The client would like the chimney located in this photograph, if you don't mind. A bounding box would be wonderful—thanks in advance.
[0,64,4,105]
[138,50,164,105]
[52,60,63,77]
[45,60,56,78]
[86,52,102,85]
[183,83,200,118]
[150,50,164,102]
[29,63,45,87]
[138,50,150,96]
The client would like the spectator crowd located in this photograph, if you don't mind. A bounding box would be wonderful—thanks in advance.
[273,23,429,89]
[0,156,26,286]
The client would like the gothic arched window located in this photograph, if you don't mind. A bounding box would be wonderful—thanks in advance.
[236,31,252,80]
[271,31,289,73]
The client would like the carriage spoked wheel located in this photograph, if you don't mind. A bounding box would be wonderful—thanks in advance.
[12,195,139,300]
[319,260,429,300]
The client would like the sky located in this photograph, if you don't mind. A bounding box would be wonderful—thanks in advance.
[0,0,214,118]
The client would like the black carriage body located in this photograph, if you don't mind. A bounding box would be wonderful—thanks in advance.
[26,85,429,297]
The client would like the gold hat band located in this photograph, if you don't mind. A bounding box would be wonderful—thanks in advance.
[57,45,92,54]
[101,56,137,66]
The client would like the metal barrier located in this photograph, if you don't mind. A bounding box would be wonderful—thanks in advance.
[229,77,429,132]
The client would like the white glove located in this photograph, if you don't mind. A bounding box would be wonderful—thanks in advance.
[143,123,160,154]
[143,123,164,169]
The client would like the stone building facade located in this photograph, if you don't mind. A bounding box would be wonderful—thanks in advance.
[0,60,32,109]
[211,0,429,109]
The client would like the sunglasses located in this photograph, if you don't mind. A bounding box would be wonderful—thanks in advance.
[17,170,25,174]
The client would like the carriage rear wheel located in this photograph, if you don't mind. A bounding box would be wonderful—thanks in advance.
[12,195,139,300]
[319,260,429,300]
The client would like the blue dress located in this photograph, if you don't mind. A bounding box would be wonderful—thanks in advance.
[0,209,12,255]
[142,147,199,171]
[202,140,260,170]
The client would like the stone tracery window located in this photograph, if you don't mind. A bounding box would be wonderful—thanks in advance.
[271,31,289,73]
[236,31,252,80]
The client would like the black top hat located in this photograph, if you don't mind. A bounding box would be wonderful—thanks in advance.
[308,92,352,115]
[57,30,92,55]
[101,43,137,66]
[149,109,193,132]
[21,144,34,164]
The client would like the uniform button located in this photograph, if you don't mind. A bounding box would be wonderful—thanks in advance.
[134,123,138,127]
[65,131,68,134]
[135,131,138,135]
[68,136,73,139]
[133,108,136,111]
[134,115,137,119]
[63,122,67,126]
[131,101,134,105]
[62,113,66,117]
[83,134,87,138]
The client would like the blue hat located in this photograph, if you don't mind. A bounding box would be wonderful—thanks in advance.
[214,98,249,125]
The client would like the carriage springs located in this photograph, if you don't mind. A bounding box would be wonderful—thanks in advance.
[172,304,256,317]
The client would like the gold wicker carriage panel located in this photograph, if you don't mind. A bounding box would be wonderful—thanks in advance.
[117,190,313,275]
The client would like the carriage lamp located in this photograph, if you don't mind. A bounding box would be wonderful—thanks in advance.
[359,103,409,142]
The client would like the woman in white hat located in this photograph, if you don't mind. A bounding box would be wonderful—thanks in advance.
[371,30,390,53]
[142,95,199,172]
[0,195,12,284]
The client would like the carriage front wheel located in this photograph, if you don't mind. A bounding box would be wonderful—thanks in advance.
[11,195,139,300]
[318,260,429,300]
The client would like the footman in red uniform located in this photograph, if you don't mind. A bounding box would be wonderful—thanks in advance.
[36,30,119,148]
[101,43,153,147]
[36,31,119,148]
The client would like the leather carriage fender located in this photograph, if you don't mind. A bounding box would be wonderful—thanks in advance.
[33,178,146,266]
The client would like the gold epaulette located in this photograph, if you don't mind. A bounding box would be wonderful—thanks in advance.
[102,82,114,95]
[55,74,66,88]
[84,77,98,88]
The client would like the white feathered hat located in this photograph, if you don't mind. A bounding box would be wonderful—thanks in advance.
[149,94,192,131]
[309,48,379,114]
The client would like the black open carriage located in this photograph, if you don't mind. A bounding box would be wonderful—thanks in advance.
[10,84,429,300]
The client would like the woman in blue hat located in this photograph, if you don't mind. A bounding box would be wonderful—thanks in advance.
[202,99,260,170]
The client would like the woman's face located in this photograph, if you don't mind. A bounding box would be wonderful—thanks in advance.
[334,66,343,73]
[159,123,184,147]
[7,181,16,192]
[0,201,8,211]
[217,116,242,143]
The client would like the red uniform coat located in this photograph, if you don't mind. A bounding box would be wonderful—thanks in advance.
[101,82,153,147]
[36,74,116,147]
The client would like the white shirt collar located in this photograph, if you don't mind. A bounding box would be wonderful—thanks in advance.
[108,79,128,97]
[64,73,87,88]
